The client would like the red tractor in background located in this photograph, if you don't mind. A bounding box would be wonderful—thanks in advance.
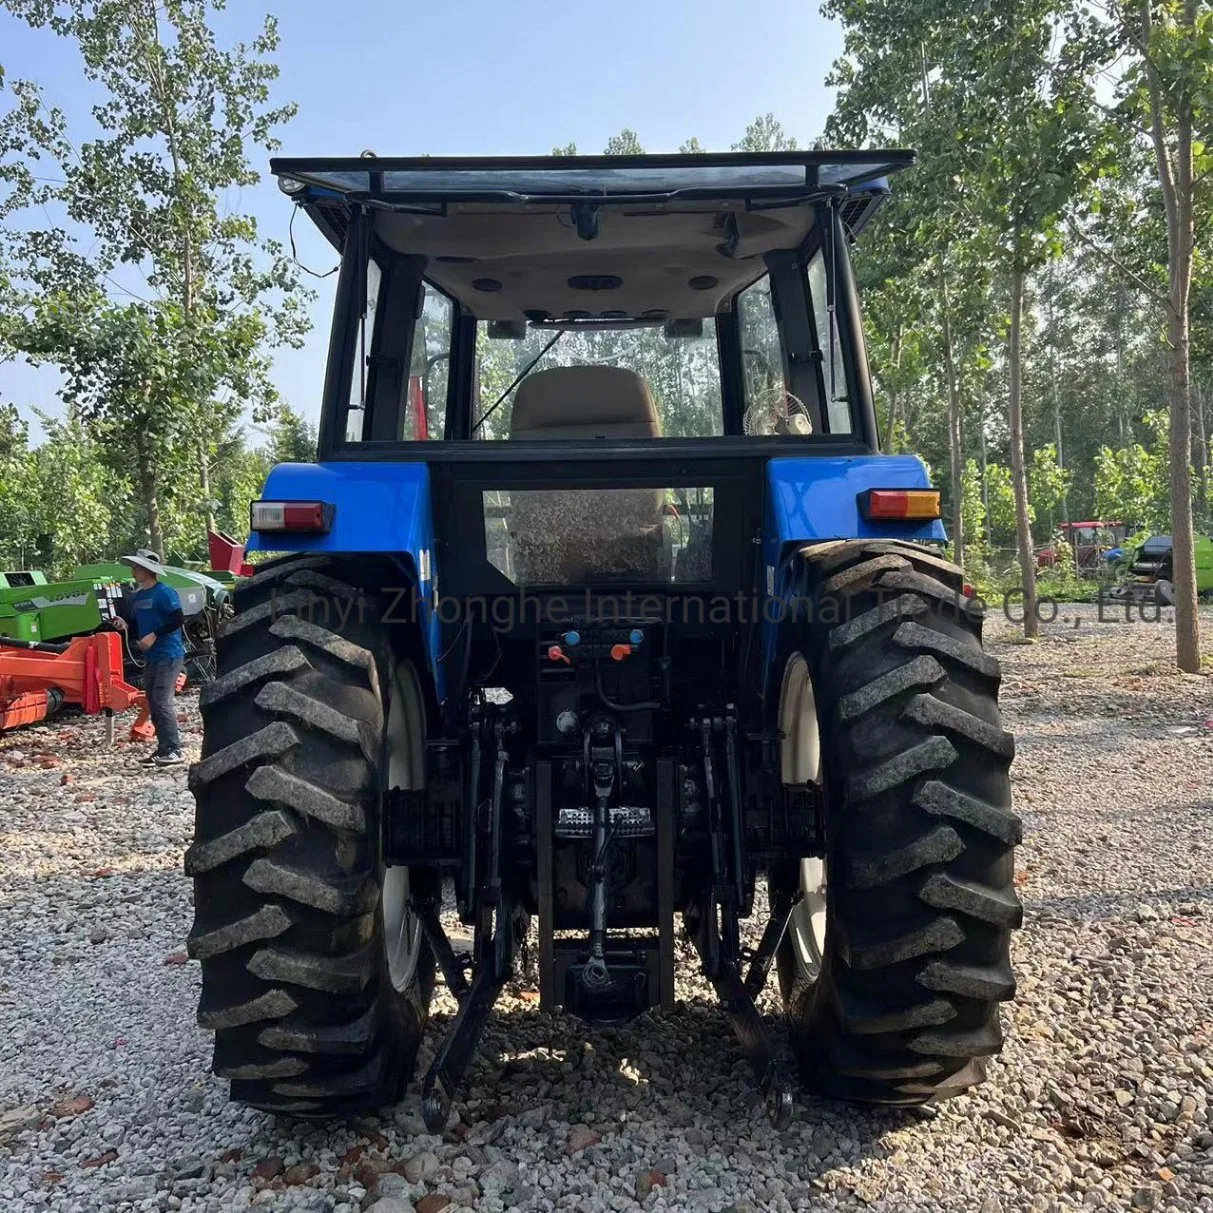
[1037,520,1126,573]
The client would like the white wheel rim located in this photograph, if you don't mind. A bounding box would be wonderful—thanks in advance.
[791,857,828,981]
[779,654,828,983]
[382,661,425,992]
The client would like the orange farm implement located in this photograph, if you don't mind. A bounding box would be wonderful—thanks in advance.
[0,632,148,739]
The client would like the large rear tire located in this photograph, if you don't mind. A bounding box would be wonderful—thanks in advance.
[186,555,433,1115]
[776,541,1021,1105]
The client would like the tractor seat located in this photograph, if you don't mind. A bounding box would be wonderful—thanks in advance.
[510,365,661,440]
[506,366,668,584]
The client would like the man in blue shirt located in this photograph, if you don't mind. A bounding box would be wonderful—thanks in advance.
[116,552,187,766]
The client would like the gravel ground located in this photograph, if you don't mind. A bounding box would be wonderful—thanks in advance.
[1,603,1211,1213]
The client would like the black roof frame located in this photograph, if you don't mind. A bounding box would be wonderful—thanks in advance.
[270,149,917,206]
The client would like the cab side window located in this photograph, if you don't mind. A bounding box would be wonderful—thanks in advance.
[737,276,790,432]
[346,257,383,442]
[806,250,851,435]
[401,285,454,441]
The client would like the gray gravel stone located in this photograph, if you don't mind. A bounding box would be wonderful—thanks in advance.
[364,1199,415,1213]
[2,613,1213,1212]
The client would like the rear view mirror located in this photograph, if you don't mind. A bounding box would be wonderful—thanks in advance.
[488,320,527,340]
[663,318,703,339]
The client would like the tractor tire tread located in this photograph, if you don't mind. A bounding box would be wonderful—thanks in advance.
[779,539,1018,1107]
[187,905,298,960]
[189,553,431,1116]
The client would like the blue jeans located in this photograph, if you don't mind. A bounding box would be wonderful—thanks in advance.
[144,659,183,754]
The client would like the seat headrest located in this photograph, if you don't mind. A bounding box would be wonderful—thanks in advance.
[509,365,660,440]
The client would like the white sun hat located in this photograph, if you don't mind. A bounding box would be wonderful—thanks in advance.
[119,549,168,577]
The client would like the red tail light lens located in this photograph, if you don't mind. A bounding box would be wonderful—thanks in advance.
[250,501,334,533]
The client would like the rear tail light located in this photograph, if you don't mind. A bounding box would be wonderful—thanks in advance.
[860,488,942,521]
[250,500,334,533]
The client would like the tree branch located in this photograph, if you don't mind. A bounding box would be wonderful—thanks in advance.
[1092,97,1154,143]
[1064,217,1167,304]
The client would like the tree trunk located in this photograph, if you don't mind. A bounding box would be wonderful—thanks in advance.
[1047,267,1069,526]
[143,0,213,550]
[885,390,900,452]
[884,327,903,451]
[135,432,165,561]
[1169,299,1198,670]
[1008,256,1038,638]
[1114,288,1128,445]
[1201,381,1210,471]
[902,382,918,443]
[198,436,216,538]
[1192,377,1207,532]
[1140,0,1199,671]
[1051,355,1068,527]
[939,259,964,569]
[979,389,992,550]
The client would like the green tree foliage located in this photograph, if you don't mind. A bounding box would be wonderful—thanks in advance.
[27,410,129,574]
[11,288,268,559]
[212,433,271,544]
[0,397,291,573]
[603,129,643,156]
[1099,0,1212,670]
[731,113,798,151]
[985,464,1028,546]
[827,0,1108,632]
[265,404,318,465]
[1028,444,1073,536]
[0,0,308,553]
[0,403,39,568]
[1094,411,1173,532]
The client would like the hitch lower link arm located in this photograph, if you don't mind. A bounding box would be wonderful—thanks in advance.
[691,712,794,1130]
[420,716,521,1133]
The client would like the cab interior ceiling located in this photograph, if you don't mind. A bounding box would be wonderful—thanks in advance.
[372,201,817,322]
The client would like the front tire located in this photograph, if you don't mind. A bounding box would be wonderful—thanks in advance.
[777,541,1022,1105]
[186,555,433,1115]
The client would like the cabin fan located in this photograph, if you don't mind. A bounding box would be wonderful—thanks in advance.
[743,387,813,436]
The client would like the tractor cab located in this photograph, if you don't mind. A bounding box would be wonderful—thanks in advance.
[262,153,942,615]
[274,152,912,456]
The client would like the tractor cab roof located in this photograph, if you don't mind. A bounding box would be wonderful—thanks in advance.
[273,151,914,324]
[272,150,915,205]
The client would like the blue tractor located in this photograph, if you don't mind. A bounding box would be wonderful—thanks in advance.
[186,152,1021,1129]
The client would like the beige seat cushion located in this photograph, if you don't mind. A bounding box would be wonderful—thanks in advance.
[510,364,660,439]
[506,365,666,583]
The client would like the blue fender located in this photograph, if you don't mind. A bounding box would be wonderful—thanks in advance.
[245,461,443,702]
[761,453,947,702]
[765,455,945,550]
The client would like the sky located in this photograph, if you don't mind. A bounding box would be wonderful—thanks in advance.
[0,0,845,445]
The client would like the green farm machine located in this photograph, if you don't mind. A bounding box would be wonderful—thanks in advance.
[0,570,125,644]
